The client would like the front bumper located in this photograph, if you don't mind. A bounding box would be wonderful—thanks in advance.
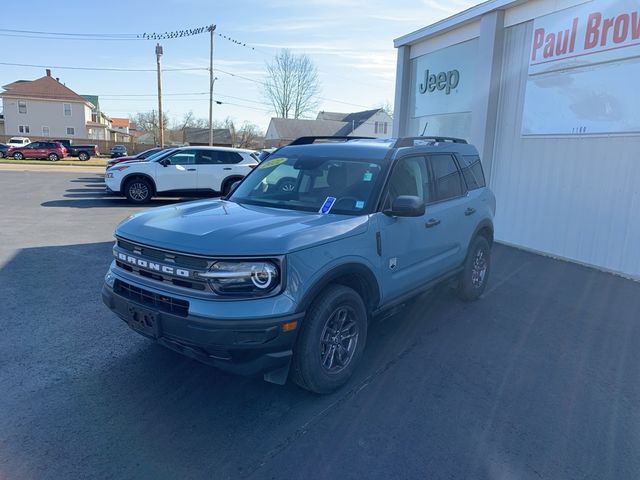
[102,280,303,382]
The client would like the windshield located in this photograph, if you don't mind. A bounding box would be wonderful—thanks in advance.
[230,154,387,215]
[149,148,176,162]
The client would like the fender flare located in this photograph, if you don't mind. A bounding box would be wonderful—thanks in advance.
[296,262,381,314]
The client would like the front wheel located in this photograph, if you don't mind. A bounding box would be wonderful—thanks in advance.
[457,236,491,301]
[125,178,152,204]
[78,152,89,161]
[48,153,59,161]
[291,285,368,394]
[13,152,24,160]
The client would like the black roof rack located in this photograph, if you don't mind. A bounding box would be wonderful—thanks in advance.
[393,136,468,148]
[288,136,375,146]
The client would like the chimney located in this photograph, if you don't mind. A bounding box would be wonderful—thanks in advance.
[46,69,51,77]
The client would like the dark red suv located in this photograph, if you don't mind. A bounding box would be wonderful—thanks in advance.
[9,141,67,161]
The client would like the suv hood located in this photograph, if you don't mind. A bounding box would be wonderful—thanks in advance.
[116,199,370,256]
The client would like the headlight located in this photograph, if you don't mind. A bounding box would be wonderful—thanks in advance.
[198,260,281,296]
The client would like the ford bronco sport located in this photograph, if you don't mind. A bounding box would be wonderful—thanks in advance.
[102,136,496,394]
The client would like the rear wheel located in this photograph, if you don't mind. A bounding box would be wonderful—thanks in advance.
[78,152,89,161]
[222,177,242,196]
[13,152,24,160]
[457,236,491,301]
[48,153,59,161]
[125,178,153,204]
[291,285,367,394]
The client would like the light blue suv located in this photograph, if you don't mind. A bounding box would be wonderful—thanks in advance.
[102,136,496,393]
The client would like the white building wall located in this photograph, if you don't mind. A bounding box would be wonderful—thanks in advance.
[351,111,392,137]
[490,21,640,279]
[1,97,90,138]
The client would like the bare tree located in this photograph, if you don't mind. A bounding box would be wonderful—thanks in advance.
[175,110,209,130]
[130,110,163,143]
[234,122,263,149]
[264,49,320,119]
[377,101,394,117]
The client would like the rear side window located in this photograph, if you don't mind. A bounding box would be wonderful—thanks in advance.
[428,154,464,202]
[196,151,244,165]
[459,155,486,190]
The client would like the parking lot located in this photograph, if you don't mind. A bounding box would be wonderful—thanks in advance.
[1,167,640,479]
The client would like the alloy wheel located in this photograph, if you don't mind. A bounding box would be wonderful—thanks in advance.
[319,306,359,374]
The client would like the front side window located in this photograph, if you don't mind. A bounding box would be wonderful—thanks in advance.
[18,101,27,114]
[231,155,386,215]
[167,150,196,165]
[66,127,75,136]
[385,156,430,208]
[63,103,72,116]
[429,154,464,202]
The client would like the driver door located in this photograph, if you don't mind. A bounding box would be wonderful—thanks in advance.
[375,155,448,303]
[24,142,41,159]
[155,149,198,192]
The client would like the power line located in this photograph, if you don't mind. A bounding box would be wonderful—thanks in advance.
[0,61,207,72]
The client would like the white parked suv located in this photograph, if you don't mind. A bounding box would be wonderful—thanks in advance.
[105,146,259,203]
[7,137,31,147]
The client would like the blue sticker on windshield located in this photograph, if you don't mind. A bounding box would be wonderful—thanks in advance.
[355,200,365,209]
[319,197,336,214]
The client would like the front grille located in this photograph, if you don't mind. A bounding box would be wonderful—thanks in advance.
[114,279,189,317]
[117,239,208,269]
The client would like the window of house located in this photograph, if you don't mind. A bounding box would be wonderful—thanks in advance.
[63,103,72,116]
[18,125,30,134]
[18,101,27,114]
[428,154,464,202]
[66,127,75,136]
[374,122,389,135]
[42,126,50,136]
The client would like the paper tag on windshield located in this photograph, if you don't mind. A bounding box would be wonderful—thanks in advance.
[319,197,336,214]
[363,172,373,182]
[258,157,287,169]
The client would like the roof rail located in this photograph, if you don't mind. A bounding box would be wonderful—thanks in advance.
[393,136,468,148]
[288,136,375,146]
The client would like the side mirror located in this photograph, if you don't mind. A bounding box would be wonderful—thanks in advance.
[385,195,425,217]
[161,158,170,167]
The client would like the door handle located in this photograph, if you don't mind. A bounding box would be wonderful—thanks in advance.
[187,168,196,171]
[223,167,232,170]
[425,218,441,228]
[464,207,476,216]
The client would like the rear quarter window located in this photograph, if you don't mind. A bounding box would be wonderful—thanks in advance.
[460,155,486,190]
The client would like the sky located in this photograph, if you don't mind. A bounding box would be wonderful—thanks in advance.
[1,0,479,132]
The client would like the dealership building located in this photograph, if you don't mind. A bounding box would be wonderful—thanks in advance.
[393,0,640,279]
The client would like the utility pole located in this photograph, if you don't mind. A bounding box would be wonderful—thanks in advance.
[208,24,217,146]
[155,43,164,147]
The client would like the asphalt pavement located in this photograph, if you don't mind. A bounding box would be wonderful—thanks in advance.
[1,168,640,479]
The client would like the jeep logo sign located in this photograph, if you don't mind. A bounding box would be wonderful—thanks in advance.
[419,69,460,95]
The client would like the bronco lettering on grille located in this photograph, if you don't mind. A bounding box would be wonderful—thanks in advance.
[115,251,191,278]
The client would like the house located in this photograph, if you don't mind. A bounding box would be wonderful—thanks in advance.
[265,109,393,147]
[82,94,112,140]
[109,118,133,142]
[182,128,233,146]
[0,69,94,138]
[317,109,392,137]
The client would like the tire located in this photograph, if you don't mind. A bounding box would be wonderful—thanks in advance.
[291,285,368,394]
[13,152,24,160]
[0,151,4,158]
[124,177,153,204]
[276,177,296,193]
[78,152,89,161]
[48,153,59,161]
[457,236,491,301]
